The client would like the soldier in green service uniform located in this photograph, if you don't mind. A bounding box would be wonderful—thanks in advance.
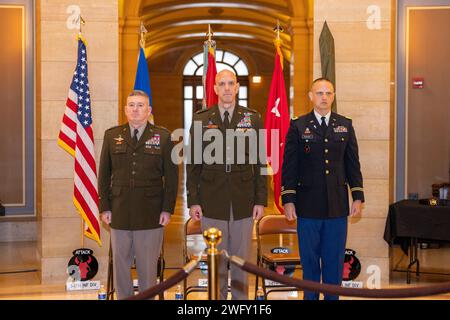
[187,70,267,300]
[98,90,178,300]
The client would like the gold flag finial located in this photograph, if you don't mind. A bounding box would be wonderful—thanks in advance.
[140,22,148,48]
[207,24,213,42]
[205,24,216,48]
[78,15,86,35]
[273,19,283,42]
[273,20,284,66]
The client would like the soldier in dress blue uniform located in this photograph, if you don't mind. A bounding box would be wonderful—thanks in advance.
[281,78,364,300]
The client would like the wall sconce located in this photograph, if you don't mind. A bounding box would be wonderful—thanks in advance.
[252,75,262,84]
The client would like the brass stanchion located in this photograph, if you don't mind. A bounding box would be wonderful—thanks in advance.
[203,227,222,300]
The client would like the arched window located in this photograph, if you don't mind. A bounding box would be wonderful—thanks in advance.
[183,51,249,144]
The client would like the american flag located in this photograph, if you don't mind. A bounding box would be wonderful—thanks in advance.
[58,36,101,246]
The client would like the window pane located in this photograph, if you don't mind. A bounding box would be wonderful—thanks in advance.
[223,51,239,66]
[196,86,204,99]
[239,86,248,99]
[184,86,193,99]
[192,53,203,66]
[183,60,197,75]
[195,66,204,76]
[234,60,248,76]
[216,62,234,73]
[184,100,193,146]
[215,50,224,62]
[239,100,247,107]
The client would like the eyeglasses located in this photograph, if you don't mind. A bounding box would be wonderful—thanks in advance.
[314,91,335,97]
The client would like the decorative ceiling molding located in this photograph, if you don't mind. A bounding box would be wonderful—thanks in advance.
[122,0,306,58]
[141,0,291,18]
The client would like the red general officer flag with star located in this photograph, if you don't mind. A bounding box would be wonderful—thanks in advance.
[265,41,290,214]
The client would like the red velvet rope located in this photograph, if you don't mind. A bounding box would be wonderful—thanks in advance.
[234,258,450,298]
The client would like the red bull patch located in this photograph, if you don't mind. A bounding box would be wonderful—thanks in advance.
[67,248,98,282]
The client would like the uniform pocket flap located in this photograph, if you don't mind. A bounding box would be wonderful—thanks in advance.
[144,147,162,155]
[333,133,348,142]
[112,145,127,154]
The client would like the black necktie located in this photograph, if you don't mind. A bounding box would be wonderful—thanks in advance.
[320,116,327,135]
[223,111,230,129]
[133,128,139,145]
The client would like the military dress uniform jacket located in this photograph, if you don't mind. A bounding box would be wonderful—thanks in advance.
[281,111,364,218]
[98,122,178,230]
[186,105,267,221]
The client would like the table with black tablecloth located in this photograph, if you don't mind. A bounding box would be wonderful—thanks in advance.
[384,200,450,283]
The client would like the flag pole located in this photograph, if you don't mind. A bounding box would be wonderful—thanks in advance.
[78,14,86,248]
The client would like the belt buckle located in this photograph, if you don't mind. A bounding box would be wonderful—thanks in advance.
[225,164,231,173]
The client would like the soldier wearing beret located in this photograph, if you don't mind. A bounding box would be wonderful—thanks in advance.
[187,70,267,300]
[98,90,178,299]
[282,78,364,300]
